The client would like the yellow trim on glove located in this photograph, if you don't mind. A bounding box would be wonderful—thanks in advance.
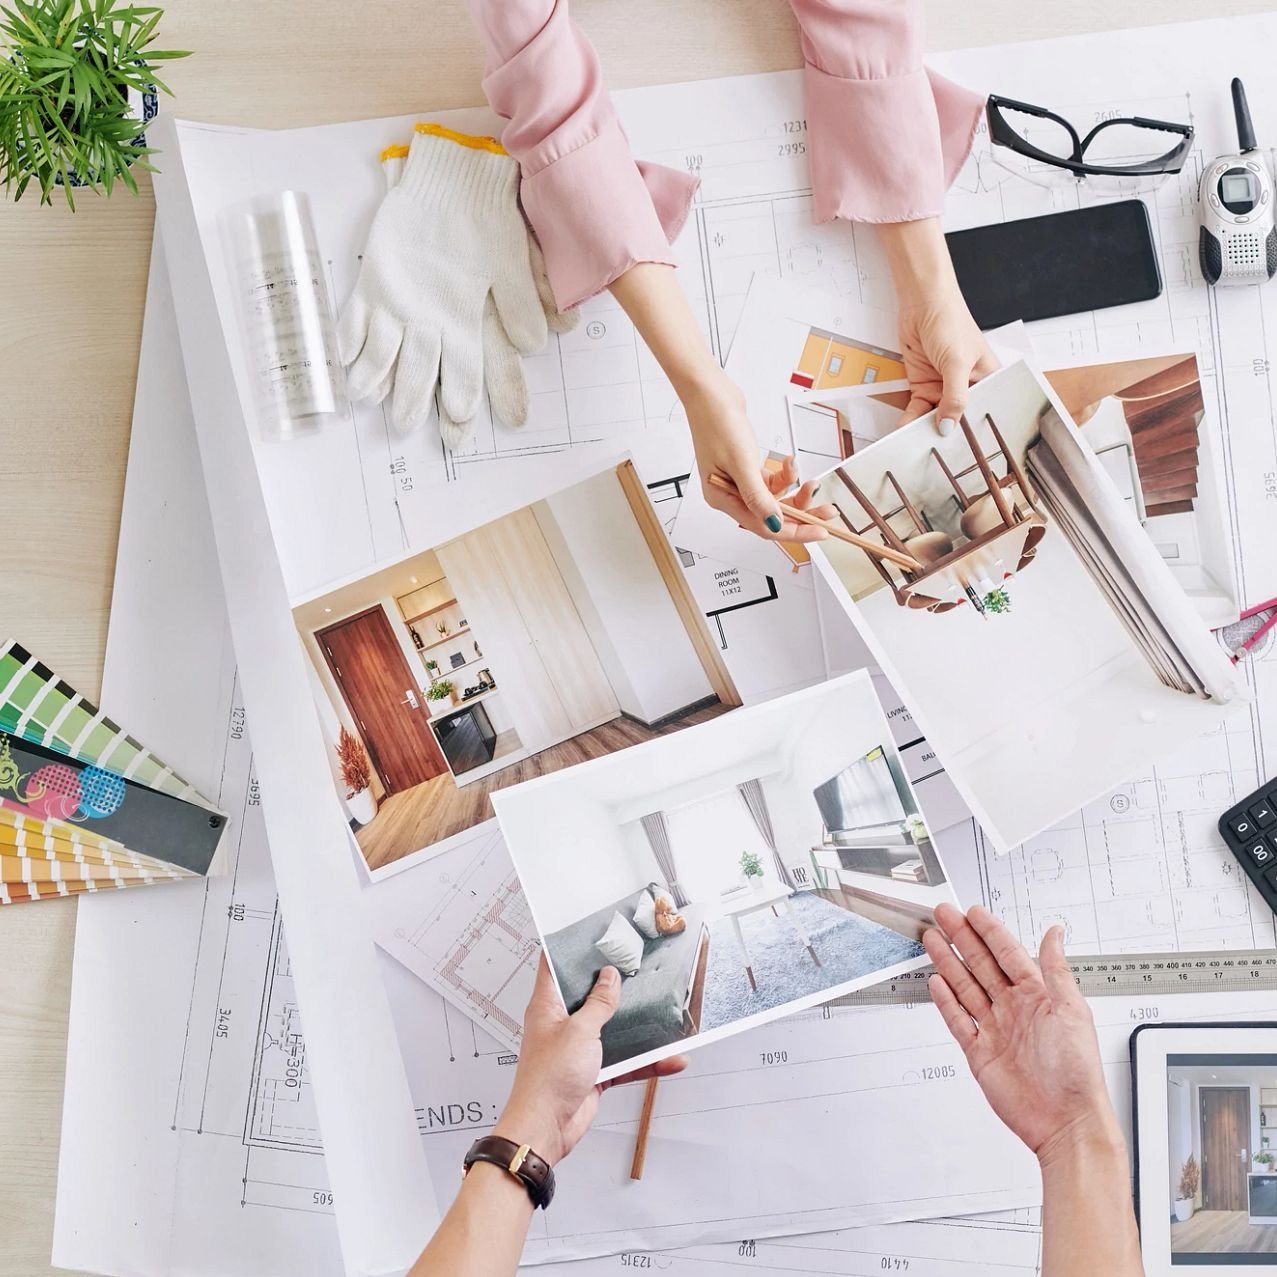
[414,121,507,155]
[380,143,410,162]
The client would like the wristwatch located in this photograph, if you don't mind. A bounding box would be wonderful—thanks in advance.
[462,1135,556,1210]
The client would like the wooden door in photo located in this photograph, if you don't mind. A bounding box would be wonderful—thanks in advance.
[316,607,448,795]
[1201,1087,1250,1211]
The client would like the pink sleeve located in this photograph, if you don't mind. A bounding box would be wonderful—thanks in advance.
[789,0,983,224]
[466,0,699,310]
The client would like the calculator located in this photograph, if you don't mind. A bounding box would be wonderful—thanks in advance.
[1220,778,1277,908]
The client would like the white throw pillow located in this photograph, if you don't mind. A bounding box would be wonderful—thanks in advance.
[595,910,644,977]
[631,890,659,940]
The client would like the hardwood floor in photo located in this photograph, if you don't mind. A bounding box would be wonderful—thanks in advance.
[1171,1210,1277,1254]
[356,703,733,870]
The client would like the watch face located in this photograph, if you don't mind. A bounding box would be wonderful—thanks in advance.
[1220,167,1258,213]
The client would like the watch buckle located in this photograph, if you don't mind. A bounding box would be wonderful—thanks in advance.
[507,1143,531,1175]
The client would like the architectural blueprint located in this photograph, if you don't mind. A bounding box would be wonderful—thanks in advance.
[369,824,538,1053]
[58,14,1277,1277]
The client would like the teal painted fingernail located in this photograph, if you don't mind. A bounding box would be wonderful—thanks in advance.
[765,514,783,534]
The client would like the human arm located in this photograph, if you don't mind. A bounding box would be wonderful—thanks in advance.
[609,264,836,538]
[408,960,686,1277]
[787,0,997,425]
[923,904,1143,1277]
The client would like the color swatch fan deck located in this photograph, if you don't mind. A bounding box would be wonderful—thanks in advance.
[0,639,228,903]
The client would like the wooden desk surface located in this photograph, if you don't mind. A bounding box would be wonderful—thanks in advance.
[0,1,1265,1270]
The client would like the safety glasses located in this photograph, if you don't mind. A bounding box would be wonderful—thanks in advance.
[986,94,1195,191]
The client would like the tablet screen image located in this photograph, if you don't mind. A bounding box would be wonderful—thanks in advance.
[1167,1053,1277,1262]
[1134,1025,1277,1274]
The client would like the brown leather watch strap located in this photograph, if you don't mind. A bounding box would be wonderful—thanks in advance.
[462,1135,556,1209]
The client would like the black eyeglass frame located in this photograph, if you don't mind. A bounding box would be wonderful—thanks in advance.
[986,94,1195,179]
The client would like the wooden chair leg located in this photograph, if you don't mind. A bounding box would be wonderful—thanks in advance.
[931,447,970,510]
[886,470,928,534]
[959,414,1015,529]
[986,412,1040,513]
[835,467,912,555]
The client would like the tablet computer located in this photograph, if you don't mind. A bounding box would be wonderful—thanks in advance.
[1133,1023,1277,1273]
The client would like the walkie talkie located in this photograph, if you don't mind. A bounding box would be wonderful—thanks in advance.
[1199,78,1277,286]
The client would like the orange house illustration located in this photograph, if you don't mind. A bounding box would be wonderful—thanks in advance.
[790,327,906,391]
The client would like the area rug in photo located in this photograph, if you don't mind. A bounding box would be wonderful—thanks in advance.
[493,670,953,1081]
[802,360,1246,853]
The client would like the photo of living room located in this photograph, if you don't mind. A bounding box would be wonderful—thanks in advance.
[292,458,741,873]
[1167,1055,1277,1258]
[804,359,1244,852]
[492,672,950,1078]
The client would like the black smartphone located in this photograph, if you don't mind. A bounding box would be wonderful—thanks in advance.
[944,199,1162,329]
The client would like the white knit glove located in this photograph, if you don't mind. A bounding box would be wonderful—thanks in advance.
[338,125,571,447]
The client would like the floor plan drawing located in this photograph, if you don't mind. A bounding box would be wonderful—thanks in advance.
[370,825,539,1052]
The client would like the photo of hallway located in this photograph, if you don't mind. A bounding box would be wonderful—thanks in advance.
[292,459,741,872]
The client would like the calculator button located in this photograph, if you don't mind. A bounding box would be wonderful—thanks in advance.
[1232,814,1259,839]
[1247,840,1276,866]
[1253,801,1277,828]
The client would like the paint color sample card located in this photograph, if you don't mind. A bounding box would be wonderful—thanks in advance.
[0,638,219,811]
[0,640,228,903]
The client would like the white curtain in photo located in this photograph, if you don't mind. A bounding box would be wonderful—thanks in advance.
[640,811,688,907]
[663,792,776,901]
[737,779,795,889]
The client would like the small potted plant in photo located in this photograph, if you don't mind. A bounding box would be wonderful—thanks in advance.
[426,679,456,714]
[1173,1153,1198,1222]
[435,620,449,639]
[982,585,1012,615]
[740,849,765,890]
[0,0,189,209]
[336,726,377,826]
[905,812,930,844]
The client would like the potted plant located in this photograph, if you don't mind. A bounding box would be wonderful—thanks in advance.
[336,726,376,826]
[424,658,440,679]
[435,620,449,639]
[1,0,189,209]
[740,850,765,889]
[1255,1151,1275,1173]
[982,586,1012,615]
[1173,1154,1199,1222]
[426,680,456,714]
[905,812,930,844]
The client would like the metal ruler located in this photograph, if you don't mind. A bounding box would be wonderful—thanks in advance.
[833,949,1277,1007]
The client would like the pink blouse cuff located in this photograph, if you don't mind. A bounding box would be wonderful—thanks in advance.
[804,63,983,224]
[520,117,700,311]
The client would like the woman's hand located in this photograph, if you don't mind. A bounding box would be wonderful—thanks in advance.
[493,958,687,1166]
[878,219,999,432]
[687,379,837,541]
[923,902,1120,1164]
[608,264,835,542]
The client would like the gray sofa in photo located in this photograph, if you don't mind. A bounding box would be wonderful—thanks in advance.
[545,887,709,1069]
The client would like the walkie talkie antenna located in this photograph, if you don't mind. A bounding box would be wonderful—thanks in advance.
[1233,77,1257,154]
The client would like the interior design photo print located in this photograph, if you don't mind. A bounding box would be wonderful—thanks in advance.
[291,456,740,874]
[803,359,1245,852]
[492,671,953,1080]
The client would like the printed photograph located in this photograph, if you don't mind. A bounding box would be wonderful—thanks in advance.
[1042,352,1237,626]
[492,672,951,1079]
[1166,1053,1277,1260]
[292,457,742,873]
[803,360,1245,852]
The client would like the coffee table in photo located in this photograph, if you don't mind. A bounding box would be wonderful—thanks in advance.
[718,882,822,992]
